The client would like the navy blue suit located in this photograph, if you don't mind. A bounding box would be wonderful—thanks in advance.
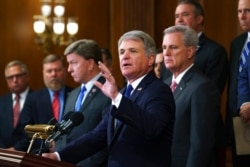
[0,90,32,150]
[15,86,72,152]
[58,71,175,167]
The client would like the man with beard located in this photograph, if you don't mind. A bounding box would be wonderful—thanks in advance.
[10,54,73,153]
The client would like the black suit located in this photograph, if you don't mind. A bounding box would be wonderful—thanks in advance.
[0,89,32,151]
[226,32,250,167]
[15,86,72,152]
[162,33,228,94]
[166,66,222,167]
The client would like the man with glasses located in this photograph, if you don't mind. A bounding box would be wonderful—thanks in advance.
[0,60,31,150]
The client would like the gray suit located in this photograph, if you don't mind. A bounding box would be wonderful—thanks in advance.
[165,66,222,167]
[56,76,111,167]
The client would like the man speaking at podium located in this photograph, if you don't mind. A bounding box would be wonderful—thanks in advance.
[43,30,175,167]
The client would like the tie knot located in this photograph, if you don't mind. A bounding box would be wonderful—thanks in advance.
[125,84,133,97]
[15,94,20,100]
[81,86,86,93]
[170,80,177,92]
[53,91,59,97]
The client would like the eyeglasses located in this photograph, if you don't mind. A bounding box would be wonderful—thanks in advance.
[6,73,27,81]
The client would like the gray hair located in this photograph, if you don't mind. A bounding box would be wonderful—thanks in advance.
[118,30,156,56]
[64,39,102,64]
[163,25,198,48]
[5,60,29,76]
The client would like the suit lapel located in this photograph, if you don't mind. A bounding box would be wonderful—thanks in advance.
[169,66,197,99]
[110,72,156,143]
[80,76,105,111]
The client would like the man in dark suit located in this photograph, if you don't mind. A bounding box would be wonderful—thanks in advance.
[226,0,250,166]
[163,25,222,167]
[43,30,175,167]
[162,0,228,94]
[55,39,111,167]
[0,60,31,151]
[11,54,72,152]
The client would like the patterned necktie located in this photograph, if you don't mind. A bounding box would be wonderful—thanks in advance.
[52,91,60,120]
[170,80,177,92]
[13,94,20,127]
[75,86,86,111]
[239,41,250,72]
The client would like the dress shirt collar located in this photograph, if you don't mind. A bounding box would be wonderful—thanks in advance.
[80,73,102,95]
[172,64,194,85]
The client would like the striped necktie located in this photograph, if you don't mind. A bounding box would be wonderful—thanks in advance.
[239,41,250,72]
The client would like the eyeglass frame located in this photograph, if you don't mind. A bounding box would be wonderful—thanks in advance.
[5,72,27,81]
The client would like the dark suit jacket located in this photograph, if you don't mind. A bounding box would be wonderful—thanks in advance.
[226,33,247,142]
[58,71,175,167]
[15,86,72,151]
[162,33,228,94]
[55,76,111,167]
[0,89,32,150]
[166,66,222,167]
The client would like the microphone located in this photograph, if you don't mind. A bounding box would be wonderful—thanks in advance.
[45,112,84,146]
[24,111,75,139]
[50,111,74,131]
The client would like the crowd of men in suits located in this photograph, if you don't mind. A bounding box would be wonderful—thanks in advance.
[1,0,250,167]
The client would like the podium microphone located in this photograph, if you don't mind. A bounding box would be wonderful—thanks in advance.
[45,112,84,147]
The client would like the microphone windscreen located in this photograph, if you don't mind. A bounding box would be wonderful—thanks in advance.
[62,111,74,120]
[69,112,84,126]
[48,117,58,125]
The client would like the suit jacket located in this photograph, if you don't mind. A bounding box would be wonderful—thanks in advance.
[0,89,32,150]
[55,76,111,167]
[58,71,175,167]
[15,86,72,151]
[225,33,247,142]
[166,66,222,167]
[237,54,250,108]
[162,33,228,94]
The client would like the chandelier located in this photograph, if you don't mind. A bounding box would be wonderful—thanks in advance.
[33,0,78,53]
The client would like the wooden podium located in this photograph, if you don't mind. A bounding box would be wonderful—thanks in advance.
[0,149,76,167]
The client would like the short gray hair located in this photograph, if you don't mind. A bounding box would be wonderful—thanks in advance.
[163,25,198,48]
[118,30,156,57]
[5,60,29,76]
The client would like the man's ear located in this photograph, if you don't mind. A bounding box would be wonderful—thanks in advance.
[187,46,196,59]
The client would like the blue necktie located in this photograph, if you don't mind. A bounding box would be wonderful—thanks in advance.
[239,41,250,72]
[75,86,86,111]
[115,84,133,128]
[124,84,133,97]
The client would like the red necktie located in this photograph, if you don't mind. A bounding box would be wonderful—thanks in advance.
[52,92,60,120]
[13,94,20,127]
[170,80,177,92]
